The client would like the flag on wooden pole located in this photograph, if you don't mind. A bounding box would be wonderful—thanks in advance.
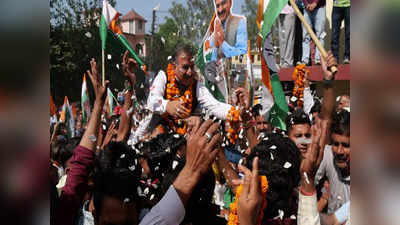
[100,0,145,67]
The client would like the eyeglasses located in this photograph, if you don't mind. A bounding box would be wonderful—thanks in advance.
[333,141,350,148]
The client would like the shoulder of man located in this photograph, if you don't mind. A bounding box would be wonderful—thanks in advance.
[230,15,245,23]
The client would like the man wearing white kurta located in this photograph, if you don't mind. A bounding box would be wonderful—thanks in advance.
[147,46,235,126]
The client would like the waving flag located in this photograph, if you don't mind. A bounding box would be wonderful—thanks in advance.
[256,0,290,130]
[105,88,115,116]
[257,0,289,42]
[81,74,91,124]
[60,96,75,138]
[100,0,144,67]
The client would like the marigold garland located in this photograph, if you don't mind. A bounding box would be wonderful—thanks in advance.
[228,175,269,225]
[292,64,309,107]
[164,63,194,134]
[226,106,240,144]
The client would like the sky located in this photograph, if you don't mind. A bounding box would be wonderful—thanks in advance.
[115,0,245,34]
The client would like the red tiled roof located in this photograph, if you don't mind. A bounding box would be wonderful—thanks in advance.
[121,9,147,22]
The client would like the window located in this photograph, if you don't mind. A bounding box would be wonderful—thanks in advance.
[257,55,260,62]
[129,20,134,34]
[251,55,255,62]
[138,21,143,31]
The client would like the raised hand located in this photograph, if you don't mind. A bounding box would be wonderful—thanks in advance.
[184,116,201,138]
[86,58,110,102]
[80,58,110,151]
[185,119,222,176]
[237,157,263,225]
[121,50,137,85]
[235,87,252,121]
[101,121,117,149]
[320,51,338,81]
[300,118,322,192]
[235,87,250,109]
[173,120,222,205]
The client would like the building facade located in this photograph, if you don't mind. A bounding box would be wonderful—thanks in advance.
[120,9,148,58]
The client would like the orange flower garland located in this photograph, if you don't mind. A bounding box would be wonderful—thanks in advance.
[292,64,310,107]
[228,176,269,225]
[164,63,194,135]
[226,106,240,144]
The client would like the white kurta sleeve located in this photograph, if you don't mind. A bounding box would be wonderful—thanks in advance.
[297,193,321,225]
[146,71,169,114]
[196,81,232,120]
[303,87,314,115]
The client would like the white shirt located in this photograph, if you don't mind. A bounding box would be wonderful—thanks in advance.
[147,70,233,120]
[303,87,315,116]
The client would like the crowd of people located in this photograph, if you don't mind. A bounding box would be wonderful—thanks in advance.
[50,41,350,224]
[50,0,351,224]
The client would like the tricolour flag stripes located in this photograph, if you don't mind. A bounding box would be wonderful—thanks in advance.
[81,74,91,124]
[60,96,75,138]
[100,0,144,67]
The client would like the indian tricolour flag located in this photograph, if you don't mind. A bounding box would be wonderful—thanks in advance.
[105,88,115,116]
[100,0,144,67]
[256,0,290,130]
[81,74,91,124]
[60,96,75,138]
[195,14,227,102]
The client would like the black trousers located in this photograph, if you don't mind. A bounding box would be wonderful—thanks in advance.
[331,6,350,62]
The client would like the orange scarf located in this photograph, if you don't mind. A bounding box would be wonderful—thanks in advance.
[164,64,194,134]
[292,64,309,107]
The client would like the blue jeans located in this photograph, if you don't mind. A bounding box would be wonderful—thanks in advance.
[331,6,350,62]
[301,6,326,64]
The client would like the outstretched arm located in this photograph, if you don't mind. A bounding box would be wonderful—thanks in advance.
[56,59,109,225]
[316,51,337,166]
[197,81,232,120]
[298,118,323,225]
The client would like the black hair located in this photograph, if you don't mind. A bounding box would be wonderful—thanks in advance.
[246,133,301,219]
[92,141,141,216]
[310,99,322,114]
[134,133,187,205]
[160,157,217,225]
[51,136,81,167]
[331,110,350,137]
[139,133,186,179]
[285,109,311,133]
[252,104,263,117]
